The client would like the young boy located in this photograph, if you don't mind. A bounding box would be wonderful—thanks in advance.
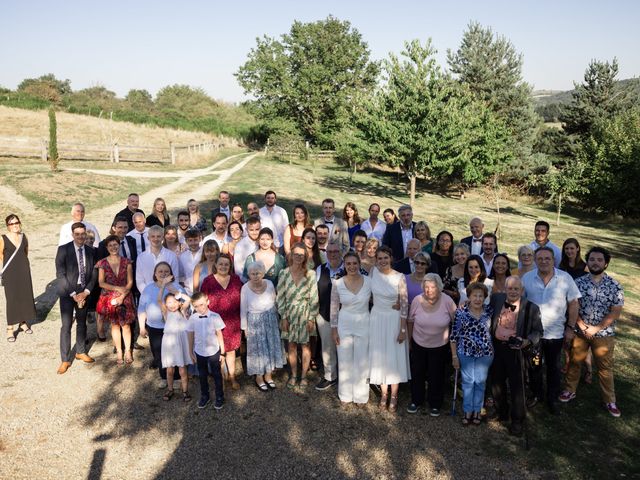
[187,292,226,409]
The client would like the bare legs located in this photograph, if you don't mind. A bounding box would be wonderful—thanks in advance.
[111,324,132,364]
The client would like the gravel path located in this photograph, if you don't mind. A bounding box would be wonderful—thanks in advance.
[0,152,540,479]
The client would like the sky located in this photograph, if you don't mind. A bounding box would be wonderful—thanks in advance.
[1,0,638,103]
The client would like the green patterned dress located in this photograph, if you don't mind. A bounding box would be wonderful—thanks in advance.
[276,268,319,343]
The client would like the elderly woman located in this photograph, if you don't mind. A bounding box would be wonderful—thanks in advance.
[138,262,186,387]
[202,254,243,390]
[192,240,220,293]
[405,252,431,305]
[241,260,285,391]
[187,199,207,233]
[360,238,379,274]
[450,282,495,425]
[407,273,457,416]
[414,221,434,254]
[369,246,410,413]
[96,234,135,364]
[458,255,493,306]
[243,228,285,286]
[146,197,170,228]
[488,253,512,294]
[331,251,372,406]
[443,243,469,304]
[1,214,36,341]
[277,242,319,389]
[515,245,535,277]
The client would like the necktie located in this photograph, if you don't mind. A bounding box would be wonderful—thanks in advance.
[504,302,516,312]
[324,220,333,224]
[78,247,86,287]
[140,232,146,252]
[199,315,208,318]
[473,238,482,243]
[121,240,127,258]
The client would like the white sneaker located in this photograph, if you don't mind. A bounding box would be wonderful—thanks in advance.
[158,379,168,389]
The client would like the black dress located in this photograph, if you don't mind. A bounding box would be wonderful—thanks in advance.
[2,234,36,326]
[146,213,170,228]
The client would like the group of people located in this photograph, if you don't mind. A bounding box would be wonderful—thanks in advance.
[2,190,625,431]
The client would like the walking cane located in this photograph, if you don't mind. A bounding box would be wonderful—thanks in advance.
[518,349,530,450]
[450,368,459,416]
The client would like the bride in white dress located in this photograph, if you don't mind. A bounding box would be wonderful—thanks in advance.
[368,246,410,413]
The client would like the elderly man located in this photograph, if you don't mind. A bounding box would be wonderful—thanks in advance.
[135,226,179,294]
[559,246,624,417]
[461,217,485,256]
[114,193,144,232]
[360,203,387,242]
[521,246,581,414]
[314,242,344,391]
[59,202,100,247]
[382,204,416,262]
[126,212,149,256]
[314,198,350,255]
[489,276,543,435]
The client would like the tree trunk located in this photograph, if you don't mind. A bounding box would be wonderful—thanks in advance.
[556,193,562,226]
[493,175,502,239]
[409,174,416,208]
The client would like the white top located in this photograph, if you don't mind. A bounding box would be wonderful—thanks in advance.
[201,232,230,250]
[360,218,387,242]
[186,310,225,357]
[482,254,495,275]
[400,223,413,256]
[240,281,276,330]
[135,247,180,294]
[58,220,100,247]
[469,237,483,256]
[521,268,581,339]
[234,236,258,277]
[178,248,202,295]
[259,205,289,248]
[126,228,149,256]
[527,240,562,268]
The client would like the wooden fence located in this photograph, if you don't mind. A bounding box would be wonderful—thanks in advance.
[0,137,226,164]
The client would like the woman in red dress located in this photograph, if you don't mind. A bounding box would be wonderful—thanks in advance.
[201,253,243,389]
[96,235,135,365]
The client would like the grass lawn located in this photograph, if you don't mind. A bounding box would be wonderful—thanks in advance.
[219,153,640,478]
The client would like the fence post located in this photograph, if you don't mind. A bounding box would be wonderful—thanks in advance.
[170,142,176,165]
[113,143,120,163]
[40,138,48,161]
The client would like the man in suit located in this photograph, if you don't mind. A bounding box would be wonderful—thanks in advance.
[489,276,543,436]
[126,212,149,256]
[393,239,438,275]
[481,233,498,274]
[55,222,98,374]
[382,204,415,262]
[114,193,144,232]
[313,198,350,255]
[210,190,231,222]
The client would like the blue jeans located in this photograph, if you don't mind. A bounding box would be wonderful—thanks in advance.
[196,352,224,402]
[459,354,494,413]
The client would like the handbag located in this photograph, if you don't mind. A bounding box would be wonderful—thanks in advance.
[521,301,541,367]
[0,235,22,286]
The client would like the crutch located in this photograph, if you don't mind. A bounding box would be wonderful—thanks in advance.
[519,349,530,450]
[450,368,459,416]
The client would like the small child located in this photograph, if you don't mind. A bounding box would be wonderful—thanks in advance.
[187,292,226,410]
[158,276,193,402]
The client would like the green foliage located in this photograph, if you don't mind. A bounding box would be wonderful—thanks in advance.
[561,59,627,137]
[155,84,218,119]
[236,15,379,147]
[65,85,118,114]
[535,102,564,122]
[48,107,59,171]
[18,73,72,104]
[533,126,574,157]
[447,22,539,157]
[124,89,154,114]
[576,109,640,216]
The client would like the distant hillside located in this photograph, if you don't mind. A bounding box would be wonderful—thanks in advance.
[533,78,640,106]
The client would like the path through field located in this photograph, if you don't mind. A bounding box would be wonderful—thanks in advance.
[0,152,540,480]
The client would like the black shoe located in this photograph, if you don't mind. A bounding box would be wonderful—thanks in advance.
[406,403,419,414]
[547,402,560,415]
[509,422,524,437]
[133,342,145,350]
[315,379,337,391]
[214,398,224,410]
[526,396,539,409]
[198,397,210,409]
[429,408,440,417]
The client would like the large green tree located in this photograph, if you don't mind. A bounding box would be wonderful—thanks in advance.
[155,84,218,119]
[17,73,72,103]
[447,22,539,157]
[235,16,379,147]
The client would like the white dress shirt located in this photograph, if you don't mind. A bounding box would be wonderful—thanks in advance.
[234,236,258,278]
[135,247,180,294]
[470,236,483,256]
[126,227,149,256]
[59,220,100,247]
[360,218,387,242]
[201,232,230,250]
[178,248,202,295]
[259,205,289,248]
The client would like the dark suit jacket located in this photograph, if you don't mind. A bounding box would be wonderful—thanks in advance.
[114,207,144,232]
[489,293,543,345]
[461,235,499,253]
[211,205,231,223]
[55,242,97,297]
[383,221,416,262]
[393,257,439,276]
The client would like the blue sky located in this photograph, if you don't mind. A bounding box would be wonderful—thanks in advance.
[1,0,638,103]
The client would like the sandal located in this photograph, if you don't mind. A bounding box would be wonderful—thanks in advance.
[163,390,174,401]
[7,327,15,342]
[19,323,33,334]
[116,350,124,366]
[182,391,192,403]
[389,395,398,413]
[266,380,276,390]
[287,377,298,389]
[124,351,133,365]
[379,393,388,411]
[255,381,269,392]
[299,378,309,388]
[462,413,472,426]
[472,412,482,426]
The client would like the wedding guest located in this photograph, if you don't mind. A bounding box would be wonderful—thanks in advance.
[515,245,535,278]
[414,221,434,254]
[343,202,362,246]
[488,253,512,294]
[187,199,207,233]
[443,243,469,304]
[360,203,387,242]
[430,231,454,280]
[192,240,220,293]
[283,204,311,255]
[146,197,170,228]
[163,225,187,256]
[243,228,285,287]
[222,221,243,257]
[59,202,100,247]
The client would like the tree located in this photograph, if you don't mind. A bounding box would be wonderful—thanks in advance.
[18,73,72,104]
[48,107,59,171]
[541,161,586,225]
[155,84,218,119]
[236,16,379,147]
[561,58,627,137]
[124,89,155,114]
[447,22,539,157]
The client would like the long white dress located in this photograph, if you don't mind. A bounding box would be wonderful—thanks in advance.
[331,276,372,404]
[368,268,410,385]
